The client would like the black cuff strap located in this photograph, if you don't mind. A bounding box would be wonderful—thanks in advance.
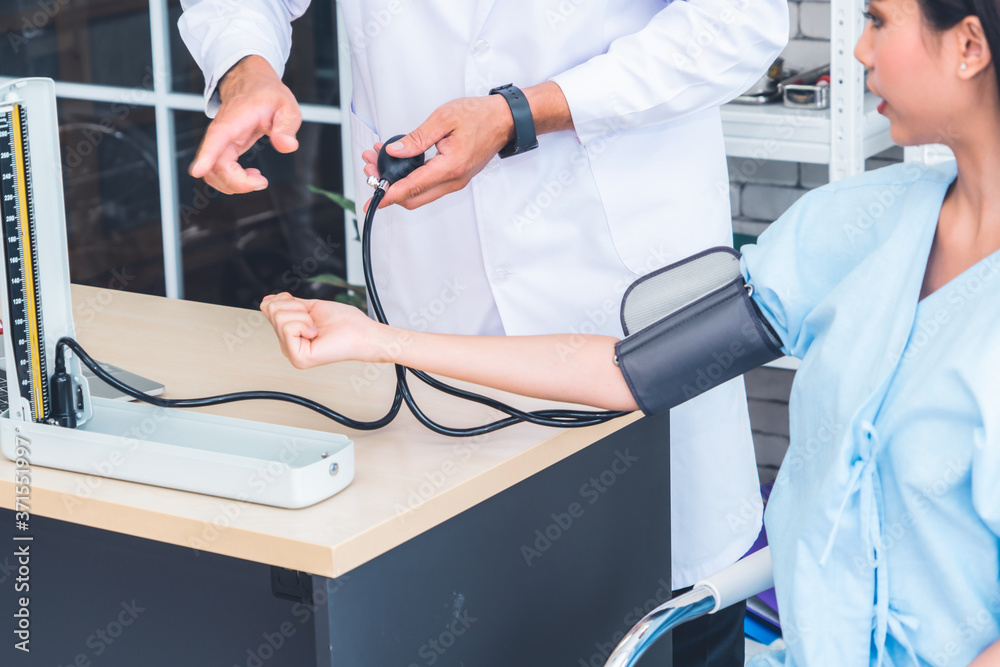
[489,83,538,158]
[613,248,784,416]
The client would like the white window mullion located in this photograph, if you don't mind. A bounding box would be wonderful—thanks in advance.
[0,78,341,120]
[148,0,184,299]
[0,78,150,105]
[336,0,361,286]
[153,104,182,298]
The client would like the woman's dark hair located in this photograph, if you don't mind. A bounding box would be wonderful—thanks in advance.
[918,0,1000,91]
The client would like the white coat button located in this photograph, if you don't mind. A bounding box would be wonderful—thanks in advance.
[492,268,509,282]
[472,39,490,57]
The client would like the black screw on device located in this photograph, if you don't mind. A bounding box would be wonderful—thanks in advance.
[376,134,425,187]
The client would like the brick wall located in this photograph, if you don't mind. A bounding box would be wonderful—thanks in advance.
[733,0,905,483]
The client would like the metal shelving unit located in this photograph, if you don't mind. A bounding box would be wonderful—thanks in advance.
[722,0,893,182]
[722,92,893,168]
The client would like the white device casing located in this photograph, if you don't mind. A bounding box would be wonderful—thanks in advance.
[0,78,93,426]
[0,78,355,509]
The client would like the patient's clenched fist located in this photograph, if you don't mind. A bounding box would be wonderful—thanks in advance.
[260,293,376,368]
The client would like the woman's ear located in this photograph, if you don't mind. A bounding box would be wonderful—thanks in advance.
[955,15,992,78]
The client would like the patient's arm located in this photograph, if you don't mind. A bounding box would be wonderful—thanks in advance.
[969,639,1000,666]
[260,293,638,412]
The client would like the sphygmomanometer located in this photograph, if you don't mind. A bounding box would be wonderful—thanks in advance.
[0,77,785,510]
[46,137,783,435]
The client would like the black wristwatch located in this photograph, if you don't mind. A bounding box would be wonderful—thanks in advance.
[489,84,538,158]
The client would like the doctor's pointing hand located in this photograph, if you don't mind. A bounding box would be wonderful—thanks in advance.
[187,54,302,195]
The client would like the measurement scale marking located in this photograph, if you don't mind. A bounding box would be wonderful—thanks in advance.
[1,105,47,421]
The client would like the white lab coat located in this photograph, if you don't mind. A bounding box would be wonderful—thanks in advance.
[179,0,788,588]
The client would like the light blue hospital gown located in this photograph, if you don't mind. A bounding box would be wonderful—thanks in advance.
[741,160,1000,666]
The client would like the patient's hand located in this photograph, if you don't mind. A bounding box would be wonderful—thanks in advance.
[260,293,376,369]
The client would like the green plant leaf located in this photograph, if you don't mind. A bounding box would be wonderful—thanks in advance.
[306,273,351,287]
[308,185,356,214]
[306,274,368,310]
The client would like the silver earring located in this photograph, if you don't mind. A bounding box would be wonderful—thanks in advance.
[960,62,968,70]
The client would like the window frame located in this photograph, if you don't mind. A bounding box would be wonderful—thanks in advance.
[0,0,357,299]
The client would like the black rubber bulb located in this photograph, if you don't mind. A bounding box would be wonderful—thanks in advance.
[376,134,426,187]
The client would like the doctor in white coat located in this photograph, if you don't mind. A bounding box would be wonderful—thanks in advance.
[179,1,788,663]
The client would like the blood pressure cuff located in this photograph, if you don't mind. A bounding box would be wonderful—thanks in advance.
[614,247,784,416]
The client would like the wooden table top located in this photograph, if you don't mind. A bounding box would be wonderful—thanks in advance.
[0,285,637,577]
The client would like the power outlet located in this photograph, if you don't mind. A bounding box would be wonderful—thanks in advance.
[270,566,313,604]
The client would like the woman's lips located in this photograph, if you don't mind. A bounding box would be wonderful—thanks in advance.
[877,99,887,114]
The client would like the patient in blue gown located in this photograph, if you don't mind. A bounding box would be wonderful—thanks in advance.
[738,0,1000,661]
[260,0,1000,662]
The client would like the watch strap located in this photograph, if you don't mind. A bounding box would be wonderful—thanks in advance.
[489,84,538,158]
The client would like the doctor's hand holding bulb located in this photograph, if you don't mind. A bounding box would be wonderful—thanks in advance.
[263,0,1000,662]
[358,82,573,212]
